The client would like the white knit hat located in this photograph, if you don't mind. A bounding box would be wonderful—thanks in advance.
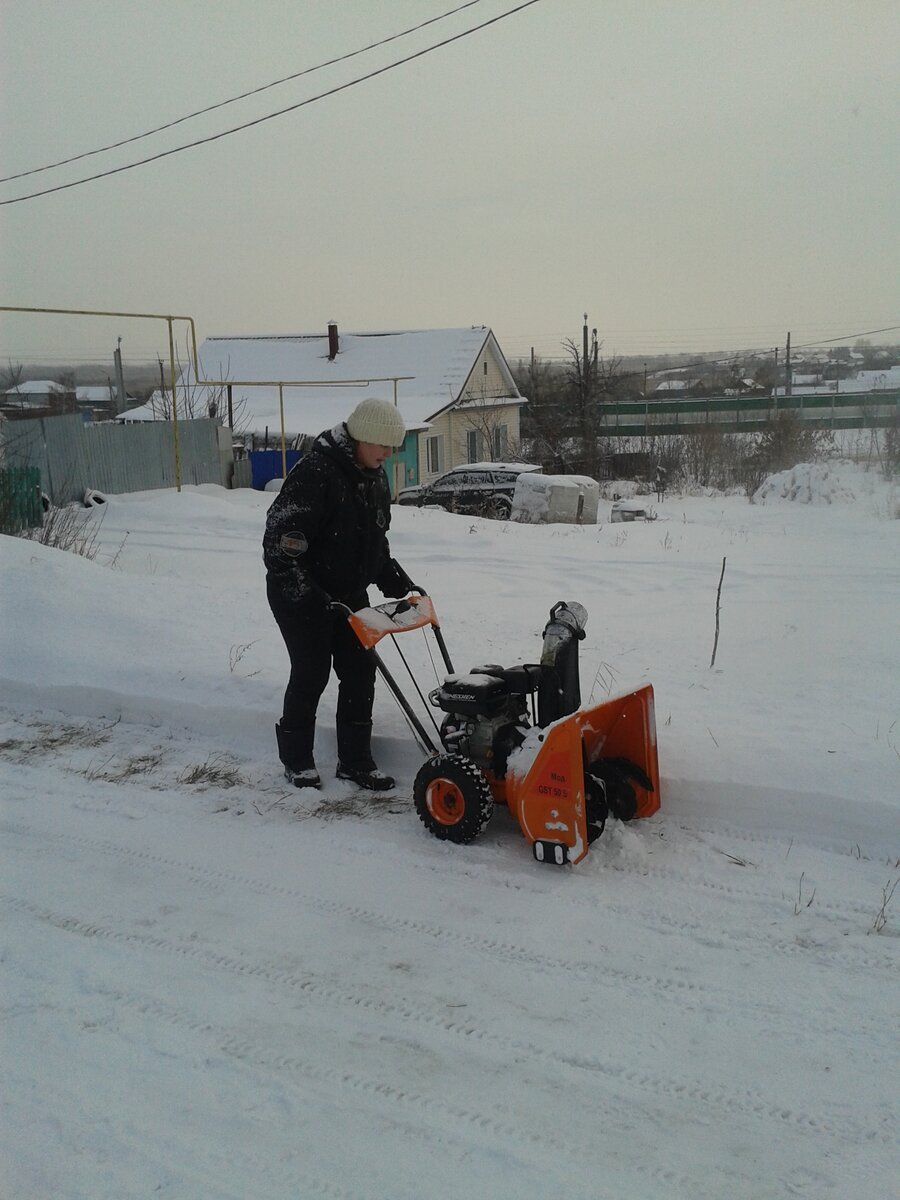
[346,397,406,448]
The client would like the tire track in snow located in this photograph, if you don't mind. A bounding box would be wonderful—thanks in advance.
[3,889,892,1152]
[84,985,760,1200]
[89,991,595,1199]
[6,818,891,985]
[347,828,880,921]
[157,1141,373,1200]
[339,831,893,977]
[681,818,898,866]
[1,721,883,925]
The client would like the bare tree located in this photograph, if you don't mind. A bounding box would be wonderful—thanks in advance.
[151,344,249,434]
[1,359,25,392]
[52,371,77,414]
[457,385,521,462]
[514,355,576,471]
[561,316,634,476]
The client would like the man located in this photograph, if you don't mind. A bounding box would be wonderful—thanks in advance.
[263,397,413,790]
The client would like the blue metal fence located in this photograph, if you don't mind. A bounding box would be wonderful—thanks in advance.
[249,449,302,489]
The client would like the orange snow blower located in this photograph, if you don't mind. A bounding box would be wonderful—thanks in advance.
[341,594,660,866]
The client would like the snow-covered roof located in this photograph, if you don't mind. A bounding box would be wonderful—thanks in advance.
[3,380,62,395]
[774,364,900,396]
[448,461,540,474]
[852,365,900,389]
[76,385,118,403]
[122,326,522,436]
[119,387,211,422]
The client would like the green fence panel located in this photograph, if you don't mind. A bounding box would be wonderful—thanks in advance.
[602,389,899,434]
[0,465,42,533]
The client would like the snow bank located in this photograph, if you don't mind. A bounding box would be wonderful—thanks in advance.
[753,459,895,507]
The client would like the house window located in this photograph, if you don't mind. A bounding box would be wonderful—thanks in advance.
[426,434,444,474]
[492,424,508,459]
[483,362,488,375]
[466,429,479,463]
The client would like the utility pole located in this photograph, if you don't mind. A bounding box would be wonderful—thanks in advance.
[582,313,589,393]
[113,337,127,413]
[785,332,792,398]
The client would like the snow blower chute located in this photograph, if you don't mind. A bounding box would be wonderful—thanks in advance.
[340,592,660,865]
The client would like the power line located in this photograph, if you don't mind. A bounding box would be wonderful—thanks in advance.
[0,0,483,184]
[508,323,900,377]
[1,0,543,206]
[793,325,900,350]
[636,324,900,377]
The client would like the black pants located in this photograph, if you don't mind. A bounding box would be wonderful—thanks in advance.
[267,580,376,735]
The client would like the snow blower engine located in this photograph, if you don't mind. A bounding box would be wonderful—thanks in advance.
[341,592,660,866]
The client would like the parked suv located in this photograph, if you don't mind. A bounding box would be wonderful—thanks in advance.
[398,462,541,519]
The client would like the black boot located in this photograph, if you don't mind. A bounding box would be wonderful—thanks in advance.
[336,762,395,790]
[275,721,321,788]
[336,720,394,791]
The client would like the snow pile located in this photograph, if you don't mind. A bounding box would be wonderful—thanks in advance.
[610,497,656,522]
[753,458,894,506]
[511,473,599,524]
[599,478,647,499]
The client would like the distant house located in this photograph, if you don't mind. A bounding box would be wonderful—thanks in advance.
[0,380,66,418]
[75,385,129,419]
[772,364,900,397]
[121,323,527,495]
[1,381,137,422]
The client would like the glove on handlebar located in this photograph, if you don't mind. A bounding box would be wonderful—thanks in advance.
[378,557,416,598]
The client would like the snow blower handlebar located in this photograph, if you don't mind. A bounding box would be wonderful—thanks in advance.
[332,591,453,757]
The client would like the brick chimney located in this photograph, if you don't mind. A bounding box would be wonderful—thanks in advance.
[327,321,339,361]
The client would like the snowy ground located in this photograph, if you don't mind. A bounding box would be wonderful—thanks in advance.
[1,461,898,1199]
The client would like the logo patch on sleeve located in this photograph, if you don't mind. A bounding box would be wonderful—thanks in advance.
[280,531,308,557]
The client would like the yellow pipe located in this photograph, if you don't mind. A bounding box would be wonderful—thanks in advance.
[166,318,182,492]
[0,303,197,490]
[196,377,414,388]
[0,303,196,322]
[187,316,199,378]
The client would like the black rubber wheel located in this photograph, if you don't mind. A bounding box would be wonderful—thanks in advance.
[413,754,494,844]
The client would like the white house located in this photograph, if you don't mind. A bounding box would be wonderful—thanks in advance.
[121,323,527,492]
[0,380,65,412]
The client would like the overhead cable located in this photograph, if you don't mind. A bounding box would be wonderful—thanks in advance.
[0,0,543,206]
[0,0,483,184]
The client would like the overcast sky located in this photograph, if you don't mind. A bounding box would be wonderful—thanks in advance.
[1,0,897,370]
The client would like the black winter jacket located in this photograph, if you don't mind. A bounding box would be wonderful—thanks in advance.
[263,424,401,606]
